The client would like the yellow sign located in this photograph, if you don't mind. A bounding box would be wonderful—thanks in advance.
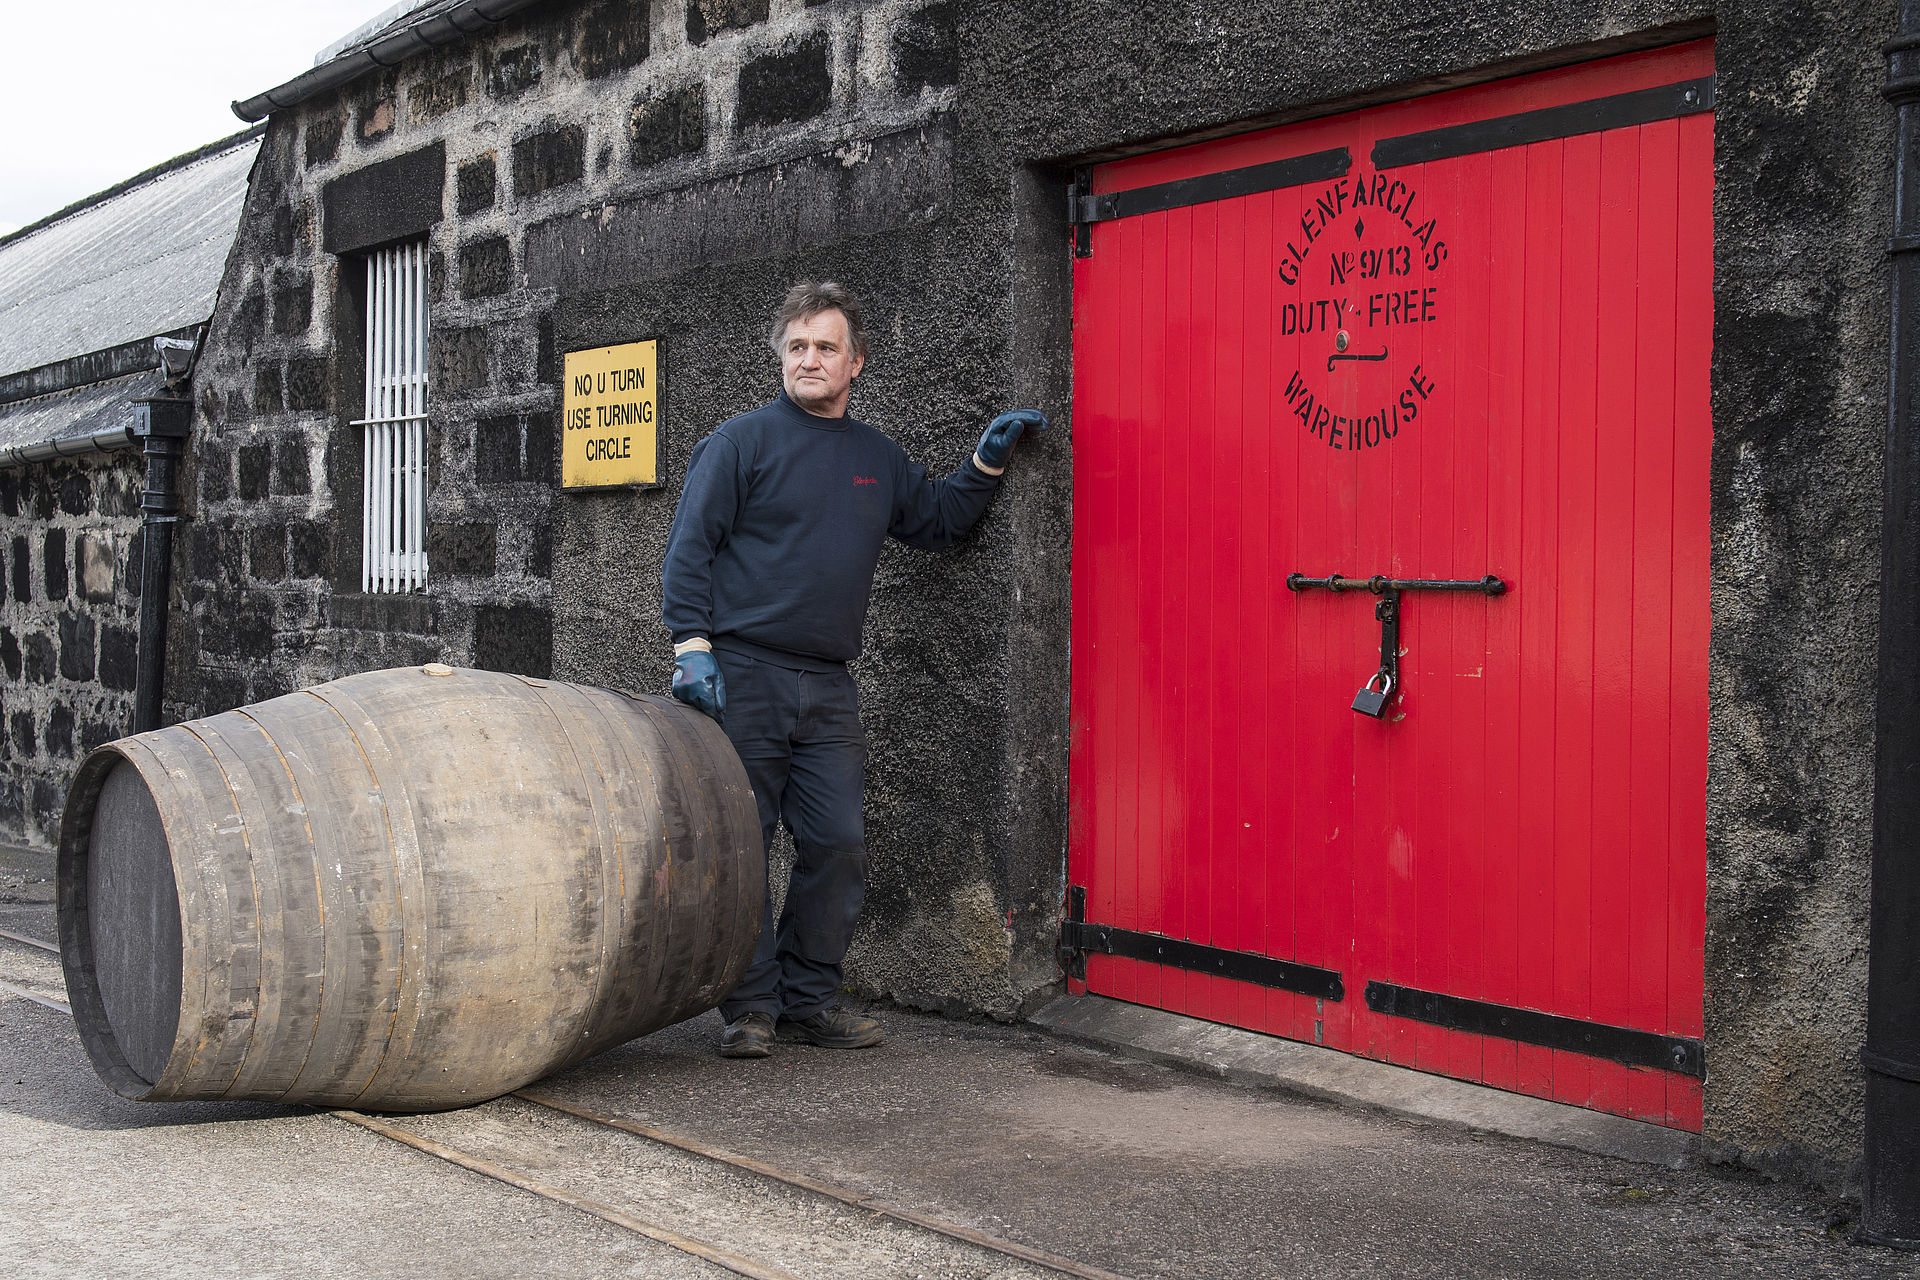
[561,340,660,488]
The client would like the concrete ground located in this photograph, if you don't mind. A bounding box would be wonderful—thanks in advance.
[2,843,1915,1280]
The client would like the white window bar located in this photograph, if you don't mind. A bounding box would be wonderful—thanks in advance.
[352,241,429,592]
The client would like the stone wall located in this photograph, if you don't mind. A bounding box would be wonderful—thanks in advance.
[0,454,145,845]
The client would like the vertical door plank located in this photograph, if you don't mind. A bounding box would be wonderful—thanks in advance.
[1513,137,1566,1101]
[1445,149,1495,1085]
[1481,144,1532,1093]
[1587,123,1643,1118]
[1626,117,1681,1124]
[1551,130,1603,1109]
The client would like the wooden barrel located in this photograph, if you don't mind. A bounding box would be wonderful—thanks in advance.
[55,665,761,1111]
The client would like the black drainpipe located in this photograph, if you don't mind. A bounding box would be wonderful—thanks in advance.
[129,394,191,735]
[1867,5,1920,1251]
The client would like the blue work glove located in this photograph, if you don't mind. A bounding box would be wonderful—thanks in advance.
[976,409,1050,471]
[671,649,724,723]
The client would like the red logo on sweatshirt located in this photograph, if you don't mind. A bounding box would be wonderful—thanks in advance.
[853,476,878,485]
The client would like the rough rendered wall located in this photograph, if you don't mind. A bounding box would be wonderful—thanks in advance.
[0,455,145,844]
[1705,1,1893,1192]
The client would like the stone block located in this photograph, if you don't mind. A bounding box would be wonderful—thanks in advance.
[409,66,471,123]
[32,776,63,832]
[11,713,34,758]
[0,472,16,517]
[288,520,332,580]
[24,632,55,684]
[525,410,555,483]
[629,85,706,167]
[576,0,650,78]
[457,153,497,215]
[201,669,248,716]
[77,535,116,602]
[46,705,74,758]
[738,36,832,130]
[58,613,96,681]
[10,537,28,602]
[30,476,53,519]
[59,473,90,516]
[81,719,119,752]
[328,591,434,634]
[254,365,284,415]
[513,125,585,198]
[272,203,298,257]
[125,529,145,597]
[238,442,272,501]
[43,529,67,600]
[250,525,287,582]
[687,0,769,46]
[235,285,266,357]
[359,93,395,143]
[460,235,514,299]
[0,629,19,680]
[99,625,138,693]
[536,312,558,384]
[287,356,330,411]
[200,448,233,500]
[203,594,276,661]
[102,469,143,518]
[274,440,311,495]
[476,415,522,483]
[432,327,492,393]
[430,522,497,577]
[488,44,542,99]
[472,603,552,678]
[306,115,342,167]
[894,3,959,92]
[528,524,552,577]
[192,523,243,584]
[273,279,313,337]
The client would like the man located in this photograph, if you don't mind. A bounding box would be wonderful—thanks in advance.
[661,281,1046,1058]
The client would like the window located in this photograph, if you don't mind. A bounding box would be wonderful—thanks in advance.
[355,240,428,592]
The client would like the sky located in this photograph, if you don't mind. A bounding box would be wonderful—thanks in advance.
[0,1,409,235]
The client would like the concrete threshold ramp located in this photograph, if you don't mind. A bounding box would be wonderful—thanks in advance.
[1030,993,1696,1169]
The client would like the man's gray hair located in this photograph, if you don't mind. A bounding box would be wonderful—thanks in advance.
[769,281,868,358]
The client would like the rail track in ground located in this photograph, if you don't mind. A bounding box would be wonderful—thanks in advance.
[0,926,1133,1280]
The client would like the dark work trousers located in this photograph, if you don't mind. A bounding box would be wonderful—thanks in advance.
[713,649,868,1022]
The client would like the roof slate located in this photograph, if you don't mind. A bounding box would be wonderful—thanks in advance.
[0,133,260,380]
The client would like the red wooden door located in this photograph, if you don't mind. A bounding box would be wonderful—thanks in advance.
[1067,40,1713,1129]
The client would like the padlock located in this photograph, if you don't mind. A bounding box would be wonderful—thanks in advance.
[1352,669,1395,718]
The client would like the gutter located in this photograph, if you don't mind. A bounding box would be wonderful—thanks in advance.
[231,0,551,122]
[0,424,139,470]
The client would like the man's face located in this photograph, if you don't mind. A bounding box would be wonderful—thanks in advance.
[780,309,864,417]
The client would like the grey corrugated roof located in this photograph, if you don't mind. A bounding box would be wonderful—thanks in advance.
[0,132,260,379]
[0,369,162,458]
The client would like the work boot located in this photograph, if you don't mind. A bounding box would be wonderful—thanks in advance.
[776,1006,883,1049]
[718,1011,775,1058]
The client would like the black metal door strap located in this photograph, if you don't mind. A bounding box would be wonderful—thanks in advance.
[1286,573,1507,718]
[1059,887,1345,1001]
[1365,981,1706,1079]
[1371,76,1716,170]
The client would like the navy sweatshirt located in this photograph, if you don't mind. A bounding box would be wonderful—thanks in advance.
[661,392,1002,670]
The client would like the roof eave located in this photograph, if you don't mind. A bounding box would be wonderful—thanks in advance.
[231,0,551,123]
